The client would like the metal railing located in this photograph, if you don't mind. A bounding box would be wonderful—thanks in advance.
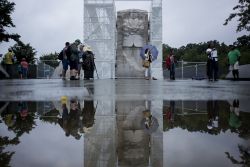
[36,59,207,79]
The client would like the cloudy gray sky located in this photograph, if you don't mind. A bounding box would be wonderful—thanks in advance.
[0,0,246,57]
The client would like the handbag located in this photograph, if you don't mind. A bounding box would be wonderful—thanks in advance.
[143,60,150,68]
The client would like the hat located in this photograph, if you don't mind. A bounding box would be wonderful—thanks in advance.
[60,96,68,104]
[83,45,92,52]
[75,39,81,44]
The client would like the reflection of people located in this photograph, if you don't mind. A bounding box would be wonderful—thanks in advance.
[68,97,81,139]
[18,102,28,120]
[165,101,175,127]
[229,99,241,129]
[58,96,81,139]
[207,100,219,130]
[141,110,159,134]
[141,101,159,134]
[228,45,240,80]
[81,100,96,133]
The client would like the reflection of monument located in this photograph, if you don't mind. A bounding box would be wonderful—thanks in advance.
[83,100,163,167]
[116,10,149,78]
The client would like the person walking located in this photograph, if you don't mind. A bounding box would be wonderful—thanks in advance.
[228,45,240,80]
[3,49,15,78]
[20,58,29,79]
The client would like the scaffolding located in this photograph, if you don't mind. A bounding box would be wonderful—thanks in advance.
[83,0,162,79]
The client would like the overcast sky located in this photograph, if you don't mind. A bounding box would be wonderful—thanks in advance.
[0,0,246,57]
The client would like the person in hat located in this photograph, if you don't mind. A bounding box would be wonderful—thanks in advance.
[69,39,81,80]
[82,45,95,80]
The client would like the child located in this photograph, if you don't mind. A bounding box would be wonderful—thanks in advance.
[20,58,28,79]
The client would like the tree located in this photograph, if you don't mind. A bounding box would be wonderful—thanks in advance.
[40,52,60,68]
[0,0,20,42]
[10,40,37,64]
[224,0,250,32]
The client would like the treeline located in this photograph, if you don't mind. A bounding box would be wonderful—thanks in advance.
[162,35,250,75]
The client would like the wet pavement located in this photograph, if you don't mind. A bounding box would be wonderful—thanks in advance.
[0,79,250,101]
[0,79,250,167]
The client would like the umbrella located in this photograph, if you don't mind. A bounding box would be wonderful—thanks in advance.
[140,44,158,61]
[141,116,159,134]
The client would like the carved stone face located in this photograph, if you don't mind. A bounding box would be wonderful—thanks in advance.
[117,10,148,47]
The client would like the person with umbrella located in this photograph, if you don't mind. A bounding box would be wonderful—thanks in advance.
[141,45,158,80]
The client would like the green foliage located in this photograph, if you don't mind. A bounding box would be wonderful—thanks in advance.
[10,41,36,64]
[0,0,20,42]
[224,0,250,32]
[40,52,59,68]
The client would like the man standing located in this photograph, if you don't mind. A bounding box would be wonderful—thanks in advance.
[3,49,14,78]
[69,39,81,80]
[228,45,240,80]
[210,43,219,81]
[62,42,71,80]
[166,49,176,80]
[206,44,213,81]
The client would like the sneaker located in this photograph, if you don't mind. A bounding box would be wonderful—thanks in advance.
[152,77,157,80]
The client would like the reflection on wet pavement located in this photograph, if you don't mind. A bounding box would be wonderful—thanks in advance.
[0,100,249,167]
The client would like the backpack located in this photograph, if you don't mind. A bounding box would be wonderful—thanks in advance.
[58,50,63,60]
[166,56,171,70]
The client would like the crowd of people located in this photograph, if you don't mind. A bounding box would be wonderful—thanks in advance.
[0,48,29,79]
[58,96,96,139]
[59,39,96,80]
[163,42,241,81]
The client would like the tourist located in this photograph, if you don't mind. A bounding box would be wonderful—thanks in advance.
[20,58,29,79]
[69,39,81,80]
[3,49,15,78]
[143,49,152,80]
[228,45,240,80]
[77,44,85,80]
[82,45,95,80]
[166,49,176,80]
[206,44,213,81]
[210,43,219,81]
[61,42,71,80]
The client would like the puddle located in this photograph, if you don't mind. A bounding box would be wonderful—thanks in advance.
[0,100,249,167]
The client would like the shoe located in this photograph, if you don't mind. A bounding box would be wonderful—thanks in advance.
[152,77,157,80]
[145,77,149,80]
